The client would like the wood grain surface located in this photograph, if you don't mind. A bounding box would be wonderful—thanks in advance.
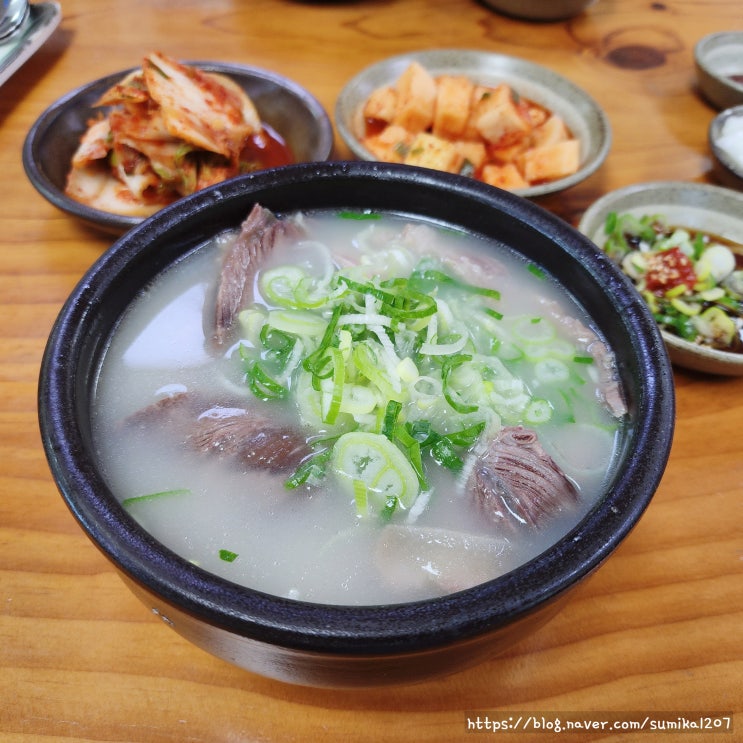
[1,1,741,741]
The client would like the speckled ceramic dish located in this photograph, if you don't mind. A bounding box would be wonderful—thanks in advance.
[709,105,743,192]
[22,61,334,234]
[694,32,743,111]
[579,181,743,376]
[335,49,611,199]
[38,162,673,687]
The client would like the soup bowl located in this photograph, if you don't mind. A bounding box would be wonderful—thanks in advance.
[38,161,674,687]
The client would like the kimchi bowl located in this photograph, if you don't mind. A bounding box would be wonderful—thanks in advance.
[38,162,674,687]
[22,60,334,234]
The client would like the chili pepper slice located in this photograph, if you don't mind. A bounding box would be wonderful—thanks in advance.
[644,247,697,294]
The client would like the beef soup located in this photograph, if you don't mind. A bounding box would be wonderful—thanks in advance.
[91,205,627,605]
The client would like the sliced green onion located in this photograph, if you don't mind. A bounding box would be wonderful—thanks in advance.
[260,324,295,352]
[409,267,501,302]
[443,421,485,447]
[302,305,343,387]
[670,297,701,316]
[527,264,546,279]
[331,431,420,511]
[343,276,438,320]
[512,316,556,344]
[122,488,191,508]
[339,211,381,221]
[534,358,569,385]
[353,341,402,400]
[285,448,333,489]
[379,496,398,522]
[394,422,427,488]
[260,265,307,307]
[441,354,479,414]
[267,309,327,337]
[219,549,239,563]
[430,437,464,472]
[258,324,297,369]
[353,479,369,517]
[323,347,346,424]
[339,383,378,416]
[491,338,524,361]
[245,360,289,400]
[419,332,468,356]
[290,280,333,309]
[524,398,553,425]
[381,399,403,439]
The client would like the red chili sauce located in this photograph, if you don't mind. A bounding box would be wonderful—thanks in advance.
[240,124,294,172]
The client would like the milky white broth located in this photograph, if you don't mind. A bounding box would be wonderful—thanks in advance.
[91,210,624,605]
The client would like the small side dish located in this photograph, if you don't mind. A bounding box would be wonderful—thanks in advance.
[335,50,610,200]
[23,59,333,233]
[65,51,294,217]
[359,61,580,190]
[579,181,743,375]
[601,212,742,354]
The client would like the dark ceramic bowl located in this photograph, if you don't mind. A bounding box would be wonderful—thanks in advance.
[22,61,334,234]
[479,0,597,22]
[38,162,674,687]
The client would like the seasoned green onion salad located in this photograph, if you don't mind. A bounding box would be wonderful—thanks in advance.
[93,209,625,604]
[601,211,743,353]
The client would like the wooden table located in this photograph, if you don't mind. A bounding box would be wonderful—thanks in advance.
[1,1,741,740]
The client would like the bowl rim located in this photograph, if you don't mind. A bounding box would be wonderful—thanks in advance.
[693,31,743,109]
[38,161,675,656]
[694,31,743,87]
[22,60,335,234]
[478,0,597,22]
[578,179,743,373]
[335,48,611,199]
[709,104,743,181]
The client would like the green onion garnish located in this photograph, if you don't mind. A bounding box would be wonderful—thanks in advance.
[122,488,190,508]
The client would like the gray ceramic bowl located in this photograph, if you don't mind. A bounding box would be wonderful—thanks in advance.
[709,105,743,191]
[22,61,334,234]
[479,0,597,22]
[579,181,743,376]
[694,32,743,111]
[335,49,611,199]
[38,162,674,687]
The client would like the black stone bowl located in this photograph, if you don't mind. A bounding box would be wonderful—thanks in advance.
[38,161,675,687]
[22,61,334,234]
